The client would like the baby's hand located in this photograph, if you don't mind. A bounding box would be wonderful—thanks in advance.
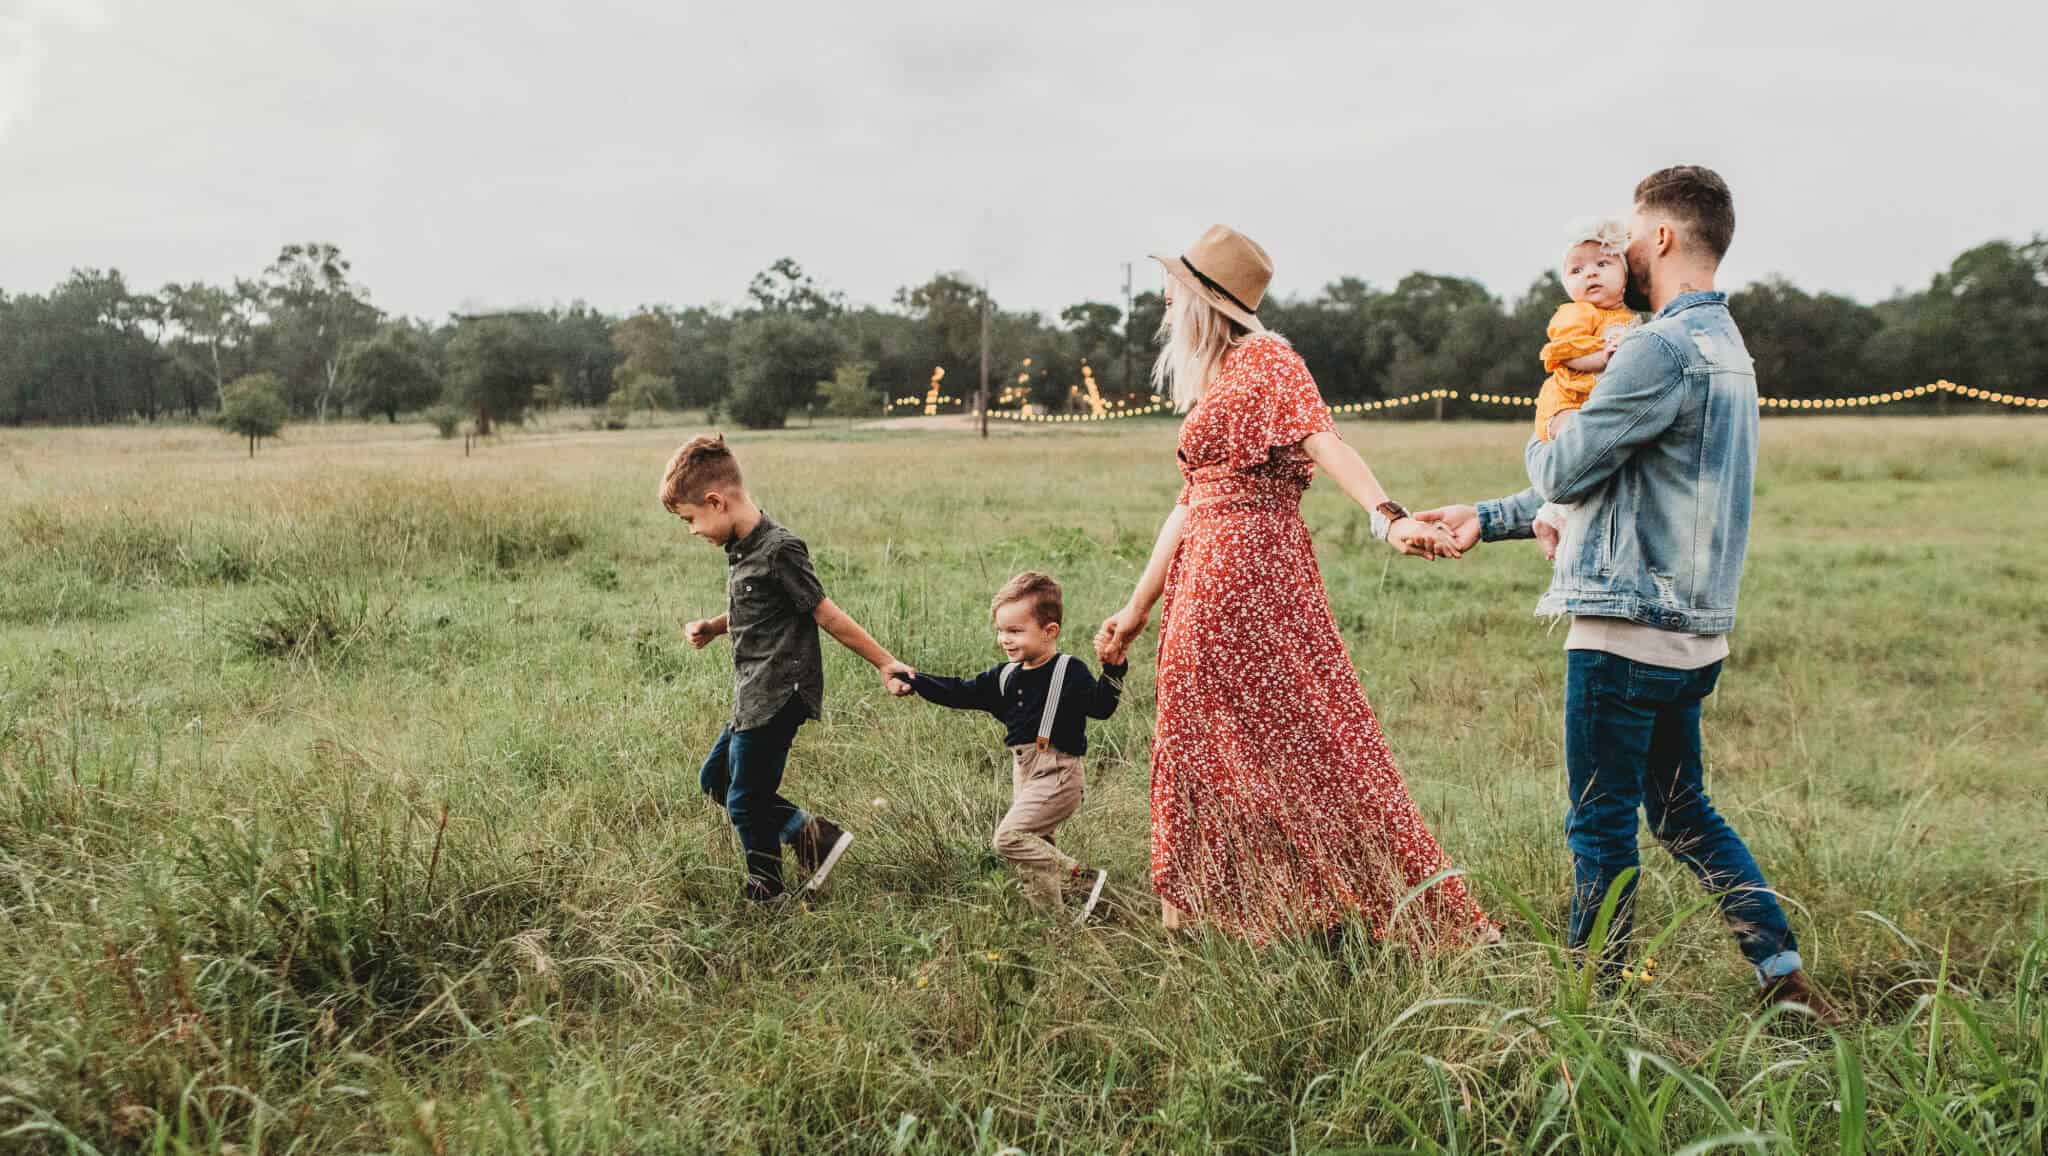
[1533,520,1560,562]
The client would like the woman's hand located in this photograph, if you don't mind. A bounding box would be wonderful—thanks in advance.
[1094,604,1150,664]
[1388,516,1461,560]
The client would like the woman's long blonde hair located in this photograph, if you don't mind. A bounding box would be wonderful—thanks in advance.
[1152,287,1261,411]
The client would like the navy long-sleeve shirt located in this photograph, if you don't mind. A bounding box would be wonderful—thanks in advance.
[908,655,1126,757]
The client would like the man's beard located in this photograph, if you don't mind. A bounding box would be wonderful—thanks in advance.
[1623,269,1653,313]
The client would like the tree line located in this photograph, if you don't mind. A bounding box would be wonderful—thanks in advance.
[4,237,2044,432]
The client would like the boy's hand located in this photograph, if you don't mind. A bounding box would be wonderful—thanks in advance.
[1533,519,1561,562]
[1095,605,1147,665]
[1092,634,1118,666]
[881,660,917,697]
[684,618,725,649]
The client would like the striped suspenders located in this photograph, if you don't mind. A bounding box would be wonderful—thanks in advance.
[999,654,1072,751]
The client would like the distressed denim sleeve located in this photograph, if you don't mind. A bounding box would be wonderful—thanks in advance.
[1478,487,1543,541]
[1524,332,1686,505]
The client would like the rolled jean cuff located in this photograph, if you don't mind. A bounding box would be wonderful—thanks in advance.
[779,809,812,844]
[1755,950,1803,984]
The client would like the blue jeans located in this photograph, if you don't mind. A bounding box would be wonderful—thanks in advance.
[698,696,813,900]
[1564,650,1801,982]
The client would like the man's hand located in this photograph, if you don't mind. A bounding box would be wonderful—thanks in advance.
[880,660,917,697]
[1533,519,1560,562]
[1387,516,1461,560]
[1413,505,1481,552]
[684,618,725,649]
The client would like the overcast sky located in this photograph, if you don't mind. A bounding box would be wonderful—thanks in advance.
[5,1,2044,320]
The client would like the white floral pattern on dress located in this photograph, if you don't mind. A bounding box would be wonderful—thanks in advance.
[1152,334,1494,943]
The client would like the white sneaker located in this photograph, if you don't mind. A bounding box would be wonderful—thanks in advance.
[1075,868,1108,924]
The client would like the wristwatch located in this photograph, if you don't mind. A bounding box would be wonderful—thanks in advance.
[1371,499,1411,541]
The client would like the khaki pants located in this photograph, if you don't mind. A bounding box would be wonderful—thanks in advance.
[993,744,1085,908]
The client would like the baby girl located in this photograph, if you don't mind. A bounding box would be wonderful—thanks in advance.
[1532,218,1639,562]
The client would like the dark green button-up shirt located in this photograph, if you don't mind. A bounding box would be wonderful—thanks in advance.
[723,514,826,731]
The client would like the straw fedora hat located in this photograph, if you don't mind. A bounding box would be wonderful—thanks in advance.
[1151,224,1272,330]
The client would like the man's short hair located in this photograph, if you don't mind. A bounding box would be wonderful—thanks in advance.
[659,434,744,510]
[1635,165,1735,263]
[992,571,1063,627]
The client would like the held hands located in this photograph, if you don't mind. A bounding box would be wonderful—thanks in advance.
[1387,516,1462,560]
[880,660,917,697]
[1093,605,1148,666]
[1412,505,1482,553]
[684,618,725,649]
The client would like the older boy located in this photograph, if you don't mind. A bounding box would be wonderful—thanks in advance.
[661,434,913,903]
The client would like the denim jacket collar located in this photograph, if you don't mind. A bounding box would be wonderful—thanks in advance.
[1655,289,1727,320]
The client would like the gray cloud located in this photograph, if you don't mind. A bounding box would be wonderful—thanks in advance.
[5,0,2043,319]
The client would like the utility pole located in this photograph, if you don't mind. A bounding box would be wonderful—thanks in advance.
[1122,261,1134,397]
[978,283,991,439]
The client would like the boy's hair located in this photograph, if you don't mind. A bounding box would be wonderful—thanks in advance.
[659,434,744,510]
[1634,165,1735,263]
[992,571,1063,628]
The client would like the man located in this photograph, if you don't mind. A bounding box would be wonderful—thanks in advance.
[1420,166,1843,1022]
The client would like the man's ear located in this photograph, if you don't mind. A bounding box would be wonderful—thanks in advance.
[1657,221,1677,259]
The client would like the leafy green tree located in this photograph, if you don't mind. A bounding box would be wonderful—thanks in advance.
[445,313,550,434]
[674,307,735,409]
[165,280,257,407]
[818,362,879,423]
[749,258,842,318]
[895,274,981,359]
[607,373,677,421]
[260,243,380,420]
[1127,290,1166,394]
[218,372,289,455]
[340,325,441,421]
[728,312,844,429]
[1730,277,1880,400]
[607,310,679,417]
[540,303,621,406]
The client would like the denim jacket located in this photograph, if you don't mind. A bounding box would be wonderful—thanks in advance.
[1478,291,1757,634]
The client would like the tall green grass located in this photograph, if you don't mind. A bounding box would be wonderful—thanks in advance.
[1,416,2043,1152]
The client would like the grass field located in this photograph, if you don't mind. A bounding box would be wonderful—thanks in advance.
[2,414,2045,1153]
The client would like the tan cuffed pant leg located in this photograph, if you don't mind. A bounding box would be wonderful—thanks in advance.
[992,744,1084,909]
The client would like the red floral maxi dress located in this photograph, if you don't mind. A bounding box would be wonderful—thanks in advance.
[1150,334,1493,943]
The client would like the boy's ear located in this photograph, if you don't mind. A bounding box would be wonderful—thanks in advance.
[701,490,726,512]
[1046,621,1062,640]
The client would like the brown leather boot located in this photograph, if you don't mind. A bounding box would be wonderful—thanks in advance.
[1760,971,1849,1027]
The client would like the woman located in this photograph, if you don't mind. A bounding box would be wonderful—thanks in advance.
[1096,225,1494,944]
